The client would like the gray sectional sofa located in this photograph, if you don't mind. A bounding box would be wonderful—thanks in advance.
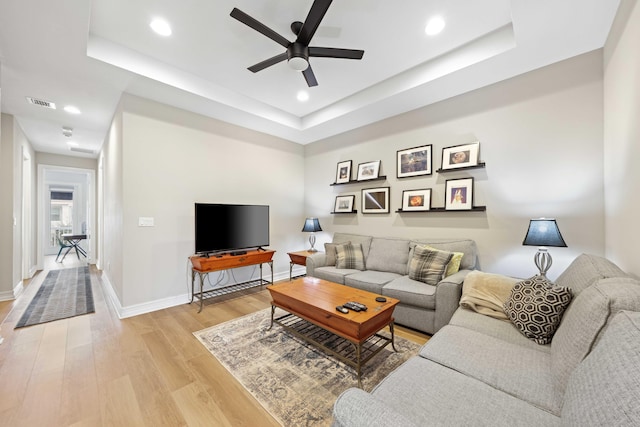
[332,254,640,426]
[306,233,478,334]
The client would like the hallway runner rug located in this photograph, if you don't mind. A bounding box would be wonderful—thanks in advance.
[15,266,94,328]
[194,308,421,426]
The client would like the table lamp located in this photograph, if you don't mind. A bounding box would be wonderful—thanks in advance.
[522,218,567,277]
[302,218,322,252]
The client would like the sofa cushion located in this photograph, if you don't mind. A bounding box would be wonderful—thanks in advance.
[408,245,453,285]
[503,276,573,345]
[324,241,349,266]
[332,233,373,259]
[551,277,640,395]
[555,253,628,296]
[311,266,360,285]
[383,276,436,309]
[449,308,551,353]
[561,311,640,426]
[418,325,561,414]
[460,271,518,320]
[366,238,410,275]
[410,238,477,270]
[350,356,561,427]
[345,271,401,295]
[336,243,366,270]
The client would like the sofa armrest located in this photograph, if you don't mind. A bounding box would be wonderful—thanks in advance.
[332,388,417,427]
[434,269,473,332]
[305,252,328,277]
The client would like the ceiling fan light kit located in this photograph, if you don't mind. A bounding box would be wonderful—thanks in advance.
[230,0,364,87]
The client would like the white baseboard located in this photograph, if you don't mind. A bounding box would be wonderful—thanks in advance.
[100,269,293,320]
[0,290,15,302]
[13,280,24,300]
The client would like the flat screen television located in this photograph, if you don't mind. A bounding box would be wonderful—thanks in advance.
[195,203,269,255]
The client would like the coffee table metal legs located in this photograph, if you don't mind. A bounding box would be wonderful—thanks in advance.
[269,305,397,388]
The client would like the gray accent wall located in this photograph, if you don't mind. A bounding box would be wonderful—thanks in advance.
[304,51,605,280]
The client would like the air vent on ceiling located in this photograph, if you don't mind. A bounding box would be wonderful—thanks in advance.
[26,96,56,109]
[69,146,95,155]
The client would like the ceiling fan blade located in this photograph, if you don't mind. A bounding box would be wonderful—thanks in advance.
[296,0,332,46]
[230,8,290,48]
[309,47,364,60]
[248,52,288,73]
[303,66,318,87]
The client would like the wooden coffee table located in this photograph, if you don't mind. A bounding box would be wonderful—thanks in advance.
[267,277,399,387]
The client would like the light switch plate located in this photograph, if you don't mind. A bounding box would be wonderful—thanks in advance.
[138,217,154,227]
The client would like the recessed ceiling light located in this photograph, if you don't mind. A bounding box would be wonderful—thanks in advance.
[150,18,172,36]
[64,105,81,114]
[297,91,309,102]
[66,141,79,147]
[425,16,446,36]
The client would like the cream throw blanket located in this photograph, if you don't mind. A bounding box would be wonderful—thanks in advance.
[460,271,519,320]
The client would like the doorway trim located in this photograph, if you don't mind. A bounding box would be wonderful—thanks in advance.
[37,164,96,270]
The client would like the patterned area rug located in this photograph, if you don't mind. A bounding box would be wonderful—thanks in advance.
[194,308,421,426]
[15,266,94,328]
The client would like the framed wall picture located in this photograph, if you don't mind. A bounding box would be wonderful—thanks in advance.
[401,189,431,211]
[356,160,381,181]
[397,145,432,178]
[334,195,355,213]
[441,142,480,170]
[335,160,352,184]
[362,187,390,214]
[445,178,474,210]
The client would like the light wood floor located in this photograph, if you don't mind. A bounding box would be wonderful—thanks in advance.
[0,257,430,427]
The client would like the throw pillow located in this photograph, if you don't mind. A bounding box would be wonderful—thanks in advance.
[408,245,454,285]
[324,241,350,266]
[445,251,464,277]
[503,276,573,345]
[335,243,366,270]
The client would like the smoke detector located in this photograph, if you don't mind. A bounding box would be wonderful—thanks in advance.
[62,126,73,137]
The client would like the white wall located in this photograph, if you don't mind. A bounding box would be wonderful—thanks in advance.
[102,94,305,314]
[604,0,640,278]
[0,113,37,300]
[304,51,605,280]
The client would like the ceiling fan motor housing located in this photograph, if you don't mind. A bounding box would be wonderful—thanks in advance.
[288,44,310,70]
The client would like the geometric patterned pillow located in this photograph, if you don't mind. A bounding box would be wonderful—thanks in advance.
[503,276,573,345]
[408,245,454,285]
[324,241,350,266]
[335,243,366,271]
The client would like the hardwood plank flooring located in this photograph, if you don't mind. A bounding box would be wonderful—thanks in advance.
[0,257,430,426]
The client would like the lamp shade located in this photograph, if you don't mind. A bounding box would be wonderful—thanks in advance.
[302,218,322,233]
[522,219,567,247]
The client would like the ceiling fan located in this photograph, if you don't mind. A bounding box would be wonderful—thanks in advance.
[230,0,364,87]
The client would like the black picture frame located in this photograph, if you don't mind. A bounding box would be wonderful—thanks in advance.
[441,142,480,170]
[397,145,432,178]
[357,160,381,181]
[362,187,390,214]
[401,189,431,211]
[445,178,474,210]
[335,160,352,184]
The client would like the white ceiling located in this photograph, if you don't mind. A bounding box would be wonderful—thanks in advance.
[0,0,620,158]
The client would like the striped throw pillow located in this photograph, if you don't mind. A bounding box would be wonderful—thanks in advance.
[335,243,366,270]
[408,245,454,285]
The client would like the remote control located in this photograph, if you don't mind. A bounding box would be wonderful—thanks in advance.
[343,302,362,312]
[336,305,349,314]
[347,301,368,311]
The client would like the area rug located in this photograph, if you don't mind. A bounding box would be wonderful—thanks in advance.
[194,308,421,426]
[15,266,94,328]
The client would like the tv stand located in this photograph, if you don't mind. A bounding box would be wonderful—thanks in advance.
[230,250,247,256]
[189,249,275,313]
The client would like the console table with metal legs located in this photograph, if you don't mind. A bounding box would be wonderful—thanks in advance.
[189,249,275,313]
